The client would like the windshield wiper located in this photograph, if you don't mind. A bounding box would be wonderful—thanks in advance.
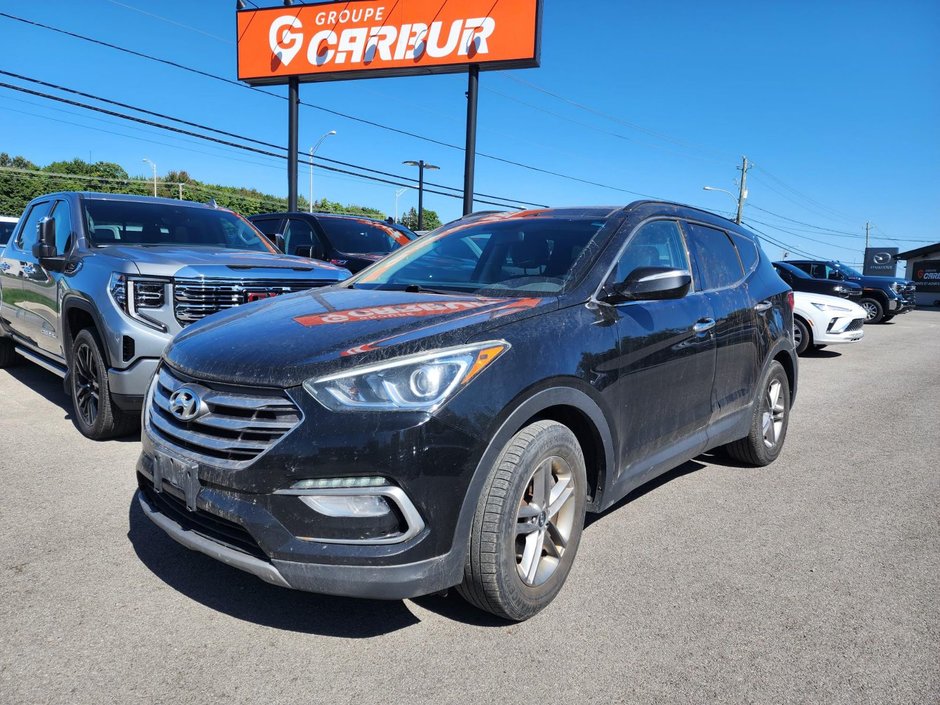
[403,283,455,294]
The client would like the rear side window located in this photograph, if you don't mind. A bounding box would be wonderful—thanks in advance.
[685,223,744,290]
[730,231,758,272]
[0,221,15,245]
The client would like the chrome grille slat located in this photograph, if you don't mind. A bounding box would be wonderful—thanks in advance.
[149,366,302,467]
[173,277,331,325]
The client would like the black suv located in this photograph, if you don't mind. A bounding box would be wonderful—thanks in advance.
[249,212,415,273]
[136,202,797,621]
[773,260,862,299]
[785,260,915,323]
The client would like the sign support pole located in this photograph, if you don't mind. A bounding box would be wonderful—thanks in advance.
[463,65,479,216]
[287,76,300,212]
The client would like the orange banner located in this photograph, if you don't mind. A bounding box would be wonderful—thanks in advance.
[237,0,541,84]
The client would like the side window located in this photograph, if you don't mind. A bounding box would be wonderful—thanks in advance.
[251,218,282,239]
[613,219,689,283]
[13,201,52,251]
[730,231,758,273]
[790,262,813,276]
[284,218,323,258]
[51,200,74,254]
[808,264,826,278]
[685,223,744,290]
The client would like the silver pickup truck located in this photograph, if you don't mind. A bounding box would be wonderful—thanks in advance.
[0,192,350,439]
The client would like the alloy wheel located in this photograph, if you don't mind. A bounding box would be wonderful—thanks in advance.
[860,301,878,321]
[761,379,786,449]
[73,342,100,426]
[515,455,577,586]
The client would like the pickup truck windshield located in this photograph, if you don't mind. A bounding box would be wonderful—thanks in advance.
[351,218,606,295]
[83,200,274,252]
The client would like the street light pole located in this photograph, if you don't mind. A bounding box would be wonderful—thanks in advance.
[394,187,409,222]
[403,160,440,230]
[308,130,336,213]
[703,156,749,224]
[702,185,739,221]
[142,158,157,197]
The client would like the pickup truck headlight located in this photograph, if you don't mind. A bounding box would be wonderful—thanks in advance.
[109,273,170,331]
[304,341,509,412]
[811,301,853,313]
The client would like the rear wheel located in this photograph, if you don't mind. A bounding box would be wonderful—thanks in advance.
[858,297,884,324]
[458,420,587,621]
[724,360,790,466]
[793,317,811,356]
[69,329,136,440]
[0,337,17,367]
[882,314,895,323]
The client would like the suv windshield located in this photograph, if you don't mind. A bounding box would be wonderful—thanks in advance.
[320,218,409,254]
[83,200,274,252]
[835,263,863,277]
[352,217,607,295]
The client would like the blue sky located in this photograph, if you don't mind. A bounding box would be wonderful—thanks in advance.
[0,0,937,265]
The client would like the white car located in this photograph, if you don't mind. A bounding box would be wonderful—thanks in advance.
[792,291,866,355]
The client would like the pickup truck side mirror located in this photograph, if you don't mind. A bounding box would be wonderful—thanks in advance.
[31,217,66,272]
[603,267,692,304]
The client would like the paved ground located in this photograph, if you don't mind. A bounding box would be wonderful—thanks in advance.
[1,311,938,705]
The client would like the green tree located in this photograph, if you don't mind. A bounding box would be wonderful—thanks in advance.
[400,207,441,231]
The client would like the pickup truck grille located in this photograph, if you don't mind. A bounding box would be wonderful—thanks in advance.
[148,365,301,467]
[173,277,330,325]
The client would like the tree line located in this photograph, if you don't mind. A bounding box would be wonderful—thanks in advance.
[0,154,441,229]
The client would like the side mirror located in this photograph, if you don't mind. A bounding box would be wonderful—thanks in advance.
[604,267,692,303]
[32,217,57,259]
[274,233,286,252]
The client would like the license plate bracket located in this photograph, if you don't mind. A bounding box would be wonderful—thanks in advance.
[152,451,201,512]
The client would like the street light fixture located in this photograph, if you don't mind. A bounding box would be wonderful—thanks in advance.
[308,130,336,213]
[142,158,157,197]
[394,187,409,223]
[402,160,439,230]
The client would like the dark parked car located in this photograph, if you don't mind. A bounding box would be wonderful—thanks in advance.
[773,260,862,298]
[785,259,915,323]
[249,211,415,273]
[136,202,798,621]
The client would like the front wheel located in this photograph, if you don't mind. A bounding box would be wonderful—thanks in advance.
[858,297,884,324]
[793,317,811,356]
[458,420,587,621]
[70,329,137,440]
[724,360,791,467]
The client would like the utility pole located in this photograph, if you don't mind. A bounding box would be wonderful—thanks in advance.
[865,221,870,249]
[735,156,749,225]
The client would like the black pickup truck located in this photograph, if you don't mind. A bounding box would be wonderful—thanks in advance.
[784,260,916,323]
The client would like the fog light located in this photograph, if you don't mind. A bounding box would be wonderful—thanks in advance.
[291,476,388,490]
[300,495,391,518]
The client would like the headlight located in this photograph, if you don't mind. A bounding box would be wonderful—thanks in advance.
[891,282,901,292]
[811,302,852,313]
[109,273,170,331]
[304,341,510,412]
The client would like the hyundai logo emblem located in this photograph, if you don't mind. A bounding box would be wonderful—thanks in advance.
[168,387,206,421]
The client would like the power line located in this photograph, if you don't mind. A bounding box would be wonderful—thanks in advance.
[743,220,825,260]
[749,204,932,243]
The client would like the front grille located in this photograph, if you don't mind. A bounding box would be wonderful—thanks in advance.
[845,318,865,332]
[148,365,301,467]
[139,474,268,561]
[173,277,330,325]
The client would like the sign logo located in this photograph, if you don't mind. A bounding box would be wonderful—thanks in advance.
[863,247,898,276]
[168,388,206,422]
[873,252,893,265]
[237,0,541,85]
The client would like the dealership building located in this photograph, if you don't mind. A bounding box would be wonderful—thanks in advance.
[896,243,940,307]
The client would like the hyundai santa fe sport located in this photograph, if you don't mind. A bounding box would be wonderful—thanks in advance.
[136,201,798,621]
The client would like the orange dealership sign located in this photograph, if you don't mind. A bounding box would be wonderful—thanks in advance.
[236,0,541,85]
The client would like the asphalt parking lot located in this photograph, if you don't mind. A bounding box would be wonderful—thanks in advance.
[1,310,937,705]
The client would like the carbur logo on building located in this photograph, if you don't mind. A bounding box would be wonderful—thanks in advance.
[237,0,541,85]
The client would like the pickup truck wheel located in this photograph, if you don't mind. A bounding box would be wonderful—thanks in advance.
[0,338,17,367]
[793,317,811,356]
[724,360,790,467]
[458,420,587,621]
[858,297,884,324]
[70,329,136,440]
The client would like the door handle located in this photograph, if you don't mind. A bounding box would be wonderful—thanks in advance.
[754,300,773,313]
[693,318,716,333]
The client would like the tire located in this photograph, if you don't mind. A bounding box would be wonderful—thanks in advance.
[458,420,587,621]
[793,317,811,356]
[69,329,137,440]
[882,314,895,322]
[858,297,884,324]
[0,337,17,367]
[724,360,791,467]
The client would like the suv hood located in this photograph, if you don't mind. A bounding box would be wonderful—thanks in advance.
[165,287,553,387]
[99,245,349,280]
